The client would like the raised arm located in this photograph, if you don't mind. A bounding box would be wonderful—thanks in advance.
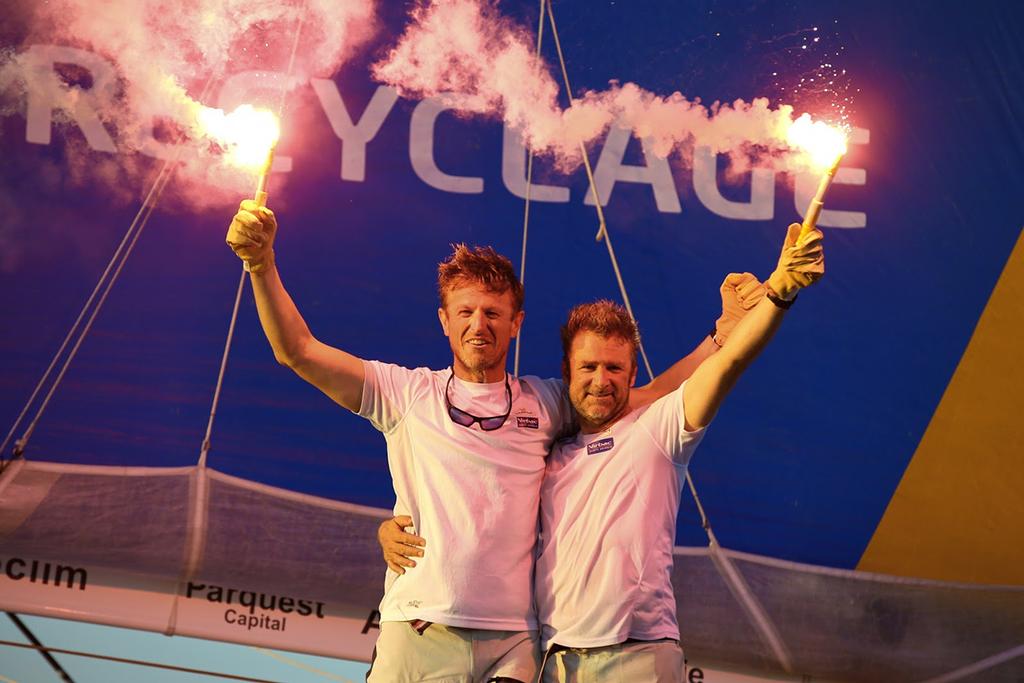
[629,272,765,408]
[226,200,365,411]
[682,224,824,430]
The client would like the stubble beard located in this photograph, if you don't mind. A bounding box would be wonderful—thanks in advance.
[454,342,506,379]
[576,390,628,431]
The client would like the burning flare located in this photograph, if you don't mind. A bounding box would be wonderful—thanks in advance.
[784,114,849,235]
[785,114,849,171]
[194,104,281,170]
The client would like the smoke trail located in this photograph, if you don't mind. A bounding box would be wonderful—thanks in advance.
[0,0,377,203]
[373,0,571,158]
[374,0,843,174]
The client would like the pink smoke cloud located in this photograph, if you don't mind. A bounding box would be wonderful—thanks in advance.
[373,0,570,155]
[1,0,378,205]
[374,0,843,174]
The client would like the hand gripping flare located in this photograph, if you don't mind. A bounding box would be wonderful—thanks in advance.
[226,133,279,273]
[236,143,278,273]
[226,193,277,275]
[766,117,844,301]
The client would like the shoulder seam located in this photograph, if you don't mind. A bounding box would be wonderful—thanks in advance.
[381,365,438,436]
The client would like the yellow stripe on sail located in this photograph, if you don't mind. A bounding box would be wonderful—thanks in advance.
[858,228,1024,584]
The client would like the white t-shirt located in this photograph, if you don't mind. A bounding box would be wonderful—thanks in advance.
[358,360,571,630]
[536,382,706,649]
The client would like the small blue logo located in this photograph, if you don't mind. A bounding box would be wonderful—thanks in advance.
[517,416,539,429]
[587,437,614,455]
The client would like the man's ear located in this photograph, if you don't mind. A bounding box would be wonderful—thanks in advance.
[438,307,450,336]
[629,362,638,387]
[511,309,525,338]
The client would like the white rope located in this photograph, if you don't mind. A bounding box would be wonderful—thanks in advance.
[197,270,247,467]
[512,0,546,378]
[707,532,795,672]
[916,644,1024,683]
[684,471,711,531]
[0,73,227,467]
[0,158,174,464]
[545,0,718,552]
[0,639,287,683]
[544,0,654,382]
[277,5,308,120]
[253,648,359,683]
[196,2,307,467]
[1,163,176,464]
[545,3,795,671]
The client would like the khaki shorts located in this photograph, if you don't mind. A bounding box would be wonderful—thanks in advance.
[366,621,540,683]
[541,639,684,683]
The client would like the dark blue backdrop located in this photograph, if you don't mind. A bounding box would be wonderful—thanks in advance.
[1,0,1021,570]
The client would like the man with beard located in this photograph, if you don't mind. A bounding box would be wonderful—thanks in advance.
[226,199,762,682]
[536,222,822,681]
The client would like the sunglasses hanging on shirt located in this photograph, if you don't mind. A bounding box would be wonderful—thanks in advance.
[444,371,512,431]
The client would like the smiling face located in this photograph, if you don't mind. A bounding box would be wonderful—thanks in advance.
[438,282,524,383]
[567,331,638,433]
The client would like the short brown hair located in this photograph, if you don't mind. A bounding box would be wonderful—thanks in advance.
[560,300,640,378]
[437,244,524,312]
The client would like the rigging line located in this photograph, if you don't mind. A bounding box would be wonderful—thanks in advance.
[917,644,1024,683]
[512,0,546,378]
[685,471,711,531]
[7,613,75,683]
[543,0,610,247]
[276,0,308,119]
[0,160,175,465]
[197,2,307,468]
[544,1,718,545]
[198,272,246,467]
[544,0,654,382]
[253,648,358,683]
[0,640,288,683]
[707,541,794,672]
[0,75,219,465]
[8,167,175,459]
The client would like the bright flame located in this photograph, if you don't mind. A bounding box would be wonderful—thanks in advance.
[195,104,281,169]
[786,113,848,169]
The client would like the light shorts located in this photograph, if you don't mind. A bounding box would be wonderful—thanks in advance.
[541,639,684,683]
[366,621,540,683]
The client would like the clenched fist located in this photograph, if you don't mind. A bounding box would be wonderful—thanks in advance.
[766,223,825,301]
[714,272,766,346]
[226,199,277,273]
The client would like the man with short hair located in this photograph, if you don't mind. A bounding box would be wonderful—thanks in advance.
[226,200,762,682]
[535,223,823,681]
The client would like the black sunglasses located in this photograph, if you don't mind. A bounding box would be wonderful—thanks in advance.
[444,371,512,431]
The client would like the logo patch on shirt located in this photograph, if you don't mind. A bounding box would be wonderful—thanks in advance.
[587,437,614,455]
[516,416,539,429]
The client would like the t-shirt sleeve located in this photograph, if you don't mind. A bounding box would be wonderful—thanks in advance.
[357,360,432,433]
[637,380,706,465]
